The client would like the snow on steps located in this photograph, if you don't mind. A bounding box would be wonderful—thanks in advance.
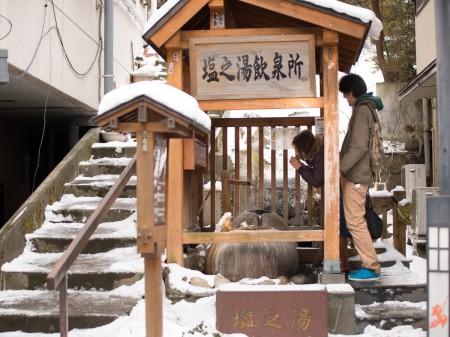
[350,261,427,333]
[0,287,142,333]
[0,140,142,333]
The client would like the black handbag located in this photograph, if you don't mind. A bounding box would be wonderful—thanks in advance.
[365,191,383,240]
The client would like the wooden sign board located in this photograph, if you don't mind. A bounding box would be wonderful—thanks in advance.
[153,136,167,225]
[189,35,316,100]
[216,285,328,337]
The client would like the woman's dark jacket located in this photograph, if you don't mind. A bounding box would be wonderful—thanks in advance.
[298,134,324,188]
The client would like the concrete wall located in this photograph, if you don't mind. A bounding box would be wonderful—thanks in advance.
[416,0,436,72]
[376,82,423,142]
[376,82,425,190]
[0,0,148,110]
[0,128,100,289]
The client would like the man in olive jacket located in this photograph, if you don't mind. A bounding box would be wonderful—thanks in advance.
[339,73,383,281]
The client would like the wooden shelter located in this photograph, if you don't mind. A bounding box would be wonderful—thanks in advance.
[142,0,379,273]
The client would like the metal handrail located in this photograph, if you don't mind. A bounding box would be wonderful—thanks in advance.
[46,154,137,337]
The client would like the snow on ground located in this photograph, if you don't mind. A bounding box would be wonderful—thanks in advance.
[0,234,427,337]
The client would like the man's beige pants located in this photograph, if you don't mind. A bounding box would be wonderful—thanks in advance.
[340,176,381,274]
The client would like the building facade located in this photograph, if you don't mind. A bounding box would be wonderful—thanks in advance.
[0,0,150,225]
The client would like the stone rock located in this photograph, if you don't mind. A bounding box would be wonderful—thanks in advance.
[214,274,231,288]
[189,277,211,289]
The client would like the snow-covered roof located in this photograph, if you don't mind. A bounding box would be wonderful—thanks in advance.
[302,0,382,40]
[96,81,211,132]
[144,0,383,41]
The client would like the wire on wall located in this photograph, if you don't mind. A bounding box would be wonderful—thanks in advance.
[32,84,50,192]
[32,38,52,193]
[0,14,13,40]
[49,0,101,77]
[19,3,50,78]
[20,0,102,79]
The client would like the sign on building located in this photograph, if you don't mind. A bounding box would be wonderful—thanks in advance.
[189,35,316,100]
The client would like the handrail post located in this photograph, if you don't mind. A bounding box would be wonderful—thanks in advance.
[59,275,68,337]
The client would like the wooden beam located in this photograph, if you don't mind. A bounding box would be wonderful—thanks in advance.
[322,29,340,272]
[211,117,316,127]
[149,0,210,48]
[183,230,325,244]
[239,0,367,38]
[181,27,323,49]
[199,97,324,110]
[208,0,224,8]
[116,122,193,137]
[165,31,182,50]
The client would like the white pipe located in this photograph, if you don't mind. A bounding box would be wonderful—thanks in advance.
[422,98,431,179]
[104,0,114,94]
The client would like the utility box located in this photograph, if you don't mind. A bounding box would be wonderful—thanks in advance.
[411,187,440,237]
[0,49,8,84]
[401,164,426,201]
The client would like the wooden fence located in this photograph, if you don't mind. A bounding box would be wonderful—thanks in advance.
[205,116,323,228]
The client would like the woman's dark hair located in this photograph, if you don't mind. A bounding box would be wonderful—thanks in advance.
[292,130,315,154]
[338,73,367,98]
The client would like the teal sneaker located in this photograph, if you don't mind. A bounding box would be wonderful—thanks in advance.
[348,268,380,281]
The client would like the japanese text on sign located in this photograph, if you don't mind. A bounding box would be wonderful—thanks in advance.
[189,35,316,100]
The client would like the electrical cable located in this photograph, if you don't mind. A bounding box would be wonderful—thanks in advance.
[32,1,52,192]
[18,3,50,78]
[49,0,101,77]
[0,14,12,40]
[32,84,49,192]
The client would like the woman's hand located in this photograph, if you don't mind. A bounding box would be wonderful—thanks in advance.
[289,156,302,170]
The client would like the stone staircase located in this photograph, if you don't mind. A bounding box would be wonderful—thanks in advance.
[350,261,427,333]
[0,140,143,333]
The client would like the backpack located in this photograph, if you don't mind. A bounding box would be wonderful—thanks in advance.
[368,107,384,173]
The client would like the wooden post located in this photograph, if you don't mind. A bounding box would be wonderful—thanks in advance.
[166,47,185,265]
[221,170,232,213]
[322,29,340,273]
[136,129,156,254]
[166,138,184,264]
[144,245,164,337]
[136,127,164,337]
[392,190,407,256]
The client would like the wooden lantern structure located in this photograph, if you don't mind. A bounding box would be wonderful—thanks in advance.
[92,85,210,337]
[142,0,379,274]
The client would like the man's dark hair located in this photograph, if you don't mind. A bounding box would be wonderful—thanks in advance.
[292,130,315,155]
[338,73,367,98]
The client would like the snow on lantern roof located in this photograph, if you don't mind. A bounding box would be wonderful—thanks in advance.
[96,81,211,132]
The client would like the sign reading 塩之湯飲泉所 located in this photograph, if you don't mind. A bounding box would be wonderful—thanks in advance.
[189,35,316,101]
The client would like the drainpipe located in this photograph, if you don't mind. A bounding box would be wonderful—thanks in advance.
[434,0,450,193]
[427,1,450,335]
[422,98,431,180]
[104,0,114,94]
